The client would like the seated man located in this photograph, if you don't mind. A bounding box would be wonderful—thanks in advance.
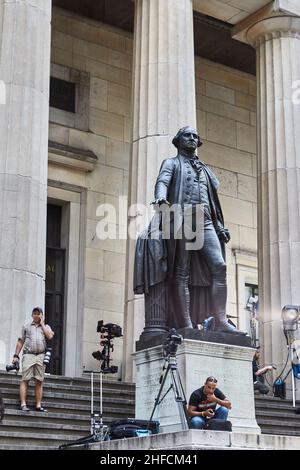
[187,376,231,429]
[253,347,273,394]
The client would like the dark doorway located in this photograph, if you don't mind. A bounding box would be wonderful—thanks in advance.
[45,204,66,375]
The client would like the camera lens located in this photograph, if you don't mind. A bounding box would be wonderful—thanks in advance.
[43,348,52,365]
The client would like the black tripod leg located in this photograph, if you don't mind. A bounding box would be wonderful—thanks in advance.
[149,363,171,422]
[176,368,191,428]
[59,433,97,449]
[170,369,190,430]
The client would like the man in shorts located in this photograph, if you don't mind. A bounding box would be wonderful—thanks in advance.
[12,307,54,412]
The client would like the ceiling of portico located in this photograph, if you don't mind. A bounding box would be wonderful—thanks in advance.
[193,0,271,24]
[52,0,257,74]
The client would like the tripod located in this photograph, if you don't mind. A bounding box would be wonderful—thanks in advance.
[149,353,190,430]
[59,370,109,449]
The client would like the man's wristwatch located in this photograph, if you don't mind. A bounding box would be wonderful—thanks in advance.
[13,354,19,359]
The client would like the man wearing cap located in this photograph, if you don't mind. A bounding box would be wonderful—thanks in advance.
[12,307,54,412]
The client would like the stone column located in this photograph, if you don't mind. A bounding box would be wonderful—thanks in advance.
[233,7,300,373]
[123,0,197,380]
[0,1,51,366]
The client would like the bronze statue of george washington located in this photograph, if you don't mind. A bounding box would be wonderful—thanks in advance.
[134,126,245,335]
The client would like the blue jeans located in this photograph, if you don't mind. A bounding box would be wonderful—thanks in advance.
[190,406,229,429]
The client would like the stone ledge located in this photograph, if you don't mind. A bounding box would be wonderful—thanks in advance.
[92,429,300,450]
[48,140,98,172]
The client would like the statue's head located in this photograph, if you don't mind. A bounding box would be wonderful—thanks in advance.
[172,126,203,150]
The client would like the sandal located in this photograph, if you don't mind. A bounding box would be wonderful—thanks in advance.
[20,404,30,411]
[35,407,47,412]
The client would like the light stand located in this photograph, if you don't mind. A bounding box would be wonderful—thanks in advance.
[281,305,300,407]
[59,370,109,449]
[283,331,297,407]
[149,352,190,431]
[58,320,121,449]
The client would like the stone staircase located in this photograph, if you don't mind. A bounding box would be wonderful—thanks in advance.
[255,394,300,436]
[0,370,135,450]
[1,370,299,449]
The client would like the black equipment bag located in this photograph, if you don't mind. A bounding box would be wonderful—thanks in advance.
[205,419,232,431]
[109,418,159,440]
[273,379,286,399]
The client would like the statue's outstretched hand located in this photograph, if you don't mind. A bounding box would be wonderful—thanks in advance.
[218,228,231,243]
[151,198,170,206]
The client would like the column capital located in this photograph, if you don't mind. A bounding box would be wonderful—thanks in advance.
[232,0,300,47]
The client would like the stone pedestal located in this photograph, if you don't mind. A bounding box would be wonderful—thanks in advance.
[123,0,197,381]
[134,331,260,434]
[0,1,51,366]
[233,5,300,389]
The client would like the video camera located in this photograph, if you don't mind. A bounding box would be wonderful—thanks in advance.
[163,328,183,358]
[92,321,122,374]
[96,321,122,338]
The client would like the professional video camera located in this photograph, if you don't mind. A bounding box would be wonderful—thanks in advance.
[96,321,122,338]
[162,328,183,358]
[6,361,20,373]
[92,320,122,374]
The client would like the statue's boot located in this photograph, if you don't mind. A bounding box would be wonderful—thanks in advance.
[214,312,247,335]
[174,275,193,328]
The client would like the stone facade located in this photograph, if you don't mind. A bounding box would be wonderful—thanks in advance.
[0,5,258,376]
[195,57,257,331]
[48,7,133,376]
[48,7,258,377]
[1,1,299,394]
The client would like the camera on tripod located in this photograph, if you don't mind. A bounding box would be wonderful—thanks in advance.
[162,328,183,358]
[92,320,122,374]
[6,361,20,373]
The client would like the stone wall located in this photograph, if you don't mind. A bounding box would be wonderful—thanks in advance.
[195,57,257,331]
[49,7,133,376]
[48,7,257,375]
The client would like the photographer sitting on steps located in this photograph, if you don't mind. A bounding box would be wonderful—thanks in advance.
[253,347,274,395]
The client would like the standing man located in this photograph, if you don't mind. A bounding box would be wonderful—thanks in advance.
[152,126,244,333]
[12,307,54,411]
[188,376,231,429]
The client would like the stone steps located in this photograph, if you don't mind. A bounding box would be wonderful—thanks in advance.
[0,371,135,449]
[1,371,299,449]
[0,429,79,447]
[255,395,300,436]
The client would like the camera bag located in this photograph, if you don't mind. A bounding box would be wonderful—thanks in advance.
[204,419,232,431]
[109,418,159,440]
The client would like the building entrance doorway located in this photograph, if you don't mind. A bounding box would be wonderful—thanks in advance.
[45,204,66,375]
